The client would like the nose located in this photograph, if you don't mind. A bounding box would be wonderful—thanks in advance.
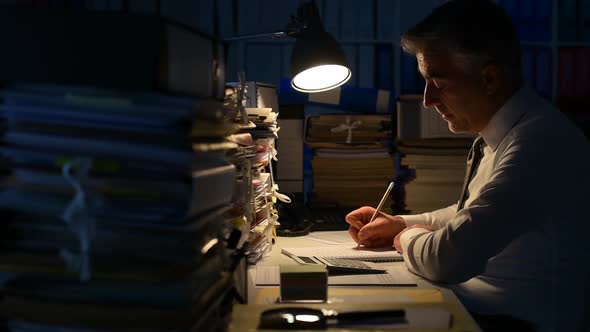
[423,81,442,109]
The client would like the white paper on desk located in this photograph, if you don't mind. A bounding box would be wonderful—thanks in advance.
[306,231,356,245]
[255,265,416,286]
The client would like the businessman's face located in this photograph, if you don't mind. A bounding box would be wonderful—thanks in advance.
[417,48,490,134]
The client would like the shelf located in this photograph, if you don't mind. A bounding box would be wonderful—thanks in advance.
[556,42,590,47]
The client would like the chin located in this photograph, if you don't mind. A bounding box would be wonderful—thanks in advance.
[447,122,469,134]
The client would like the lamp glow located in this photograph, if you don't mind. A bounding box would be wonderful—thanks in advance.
[227,1,351,94]
[291,64,351,93]
[295,314,321,323]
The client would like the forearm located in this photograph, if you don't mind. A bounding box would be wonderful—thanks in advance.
[398,215,488,283]
[399,204,457,230]
[399,176,543,283]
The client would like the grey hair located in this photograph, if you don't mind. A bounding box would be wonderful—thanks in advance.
[401,0,522,80]
[449,50,494,75]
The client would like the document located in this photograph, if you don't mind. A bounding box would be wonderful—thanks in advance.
[255,264,416,286]
[282,244,403,262]
[306,231,356,245]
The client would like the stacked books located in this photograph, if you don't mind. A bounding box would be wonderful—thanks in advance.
[305,114,395,211]
[0,84,239,331]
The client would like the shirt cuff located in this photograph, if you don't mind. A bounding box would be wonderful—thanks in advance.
[400,227,430,253]
[399,214,428,228]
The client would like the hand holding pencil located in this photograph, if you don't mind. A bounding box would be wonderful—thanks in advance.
[367,182,395,225]
[345,182,407,248]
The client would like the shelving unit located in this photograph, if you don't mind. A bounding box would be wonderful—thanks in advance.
[519,0,590,125]
[220,0,444,94]
[222,0,589,122]
[4,0,585,113]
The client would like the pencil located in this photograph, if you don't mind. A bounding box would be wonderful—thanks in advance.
[356,181,395,248]
[368,181,395,224]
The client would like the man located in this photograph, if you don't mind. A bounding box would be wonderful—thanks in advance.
[346,1,590,331]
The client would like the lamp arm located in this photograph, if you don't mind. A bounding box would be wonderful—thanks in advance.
[224,31,289,41]
[225,2,313,42]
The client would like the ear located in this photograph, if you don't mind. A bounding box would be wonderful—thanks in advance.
[480,64,502,96]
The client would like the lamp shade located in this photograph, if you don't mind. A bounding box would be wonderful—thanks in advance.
[290,29,351,93]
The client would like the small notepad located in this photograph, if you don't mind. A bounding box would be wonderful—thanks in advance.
[282,243,403,262]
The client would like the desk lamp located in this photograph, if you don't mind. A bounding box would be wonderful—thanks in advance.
[226,0,352,93]
[227,1,351,236]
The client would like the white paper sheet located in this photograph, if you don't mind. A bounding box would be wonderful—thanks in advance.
[306,231,357,245]
[255,264,416,286]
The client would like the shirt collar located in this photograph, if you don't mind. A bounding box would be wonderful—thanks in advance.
[479,85,531,151]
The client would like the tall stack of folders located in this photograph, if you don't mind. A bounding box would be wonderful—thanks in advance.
[0,83,242,331]
[305,114,395,211]
[225,81,285,264]
[397,95,473,213]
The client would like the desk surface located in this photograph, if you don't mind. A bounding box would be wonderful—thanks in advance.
[231,231,482,332]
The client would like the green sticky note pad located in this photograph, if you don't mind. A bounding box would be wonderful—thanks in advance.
[280,264,327,301]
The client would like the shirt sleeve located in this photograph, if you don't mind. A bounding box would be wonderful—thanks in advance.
[399,204,457,229]
[399,132,551,283]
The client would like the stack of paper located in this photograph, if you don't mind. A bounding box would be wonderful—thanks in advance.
[305,114,396,210]
[398,139,471,213]
[0,83,239,331]
[305,114,391,147]
[225,82,284,264]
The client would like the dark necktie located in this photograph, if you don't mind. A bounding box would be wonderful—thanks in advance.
[457,136,485,211]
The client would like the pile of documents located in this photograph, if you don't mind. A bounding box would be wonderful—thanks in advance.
[0,84,239,331]
[305,114,396,211]
[398,139,471,213]
[225,82,285,264]
[395,95,474,213]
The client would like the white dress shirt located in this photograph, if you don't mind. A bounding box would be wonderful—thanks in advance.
[399,86,590,332]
